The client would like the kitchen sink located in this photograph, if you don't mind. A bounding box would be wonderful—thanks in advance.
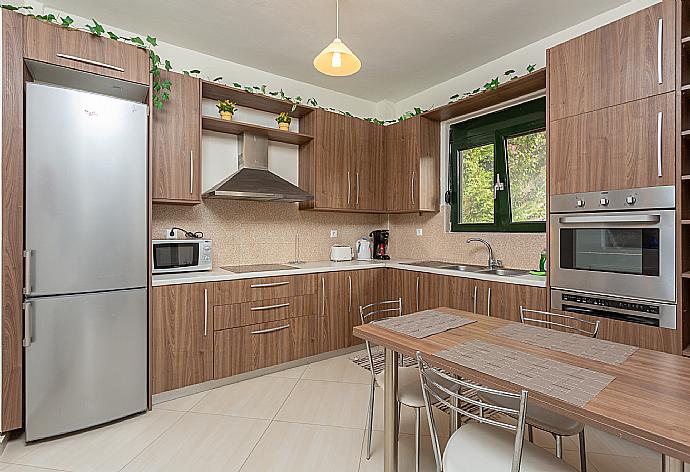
[438,264,486,272]
[476,268,530,277]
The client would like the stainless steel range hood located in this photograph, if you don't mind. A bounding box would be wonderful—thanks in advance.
[202,132,314,202]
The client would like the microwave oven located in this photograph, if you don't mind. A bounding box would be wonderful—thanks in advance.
[152,239,212,274]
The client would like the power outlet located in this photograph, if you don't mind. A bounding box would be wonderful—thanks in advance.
[330,229,338,238]
[416,228,423,236]
[165,228,177,240]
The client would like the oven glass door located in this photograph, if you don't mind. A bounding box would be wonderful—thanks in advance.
[153,243,199,271]
[559,228,659,276]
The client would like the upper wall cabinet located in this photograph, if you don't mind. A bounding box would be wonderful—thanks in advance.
[385,116,440,213]
[152,70,202,204]
[548,0,675,121]
[23,16,149,85]
[299,109,385,212]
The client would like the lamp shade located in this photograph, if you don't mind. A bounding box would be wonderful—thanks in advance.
[313,38,361,76]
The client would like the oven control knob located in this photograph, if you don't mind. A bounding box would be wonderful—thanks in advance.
[599,197,609,206]
[625,195,637,205]
[575,199,585,208]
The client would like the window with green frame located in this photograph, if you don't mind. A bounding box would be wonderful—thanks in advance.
[449,97,546,233]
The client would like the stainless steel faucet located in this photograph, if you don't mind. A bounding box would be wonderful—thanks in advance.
[466,237,502,269]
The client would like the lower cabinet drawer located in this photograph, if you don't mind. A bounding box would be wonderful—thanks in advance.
[214,274,317,304]
[214,294,317,330]
[214,315,319,379]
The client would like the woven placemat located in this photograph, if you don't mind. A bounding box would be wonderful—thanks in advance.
[373,309,476,338]
[494,324,638,365]
[436,340,615,407]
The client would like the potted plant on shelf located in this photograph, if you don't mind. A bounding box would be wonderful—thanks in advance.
[276,112,291,131]
[216,100,237,121]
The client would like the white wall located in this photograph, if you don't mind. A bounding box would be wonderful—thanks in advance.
[394,0,660,116]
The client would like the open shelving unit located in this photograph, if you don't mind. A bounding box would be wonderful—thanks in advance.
[679,0,690,356]
[200,80,315,144]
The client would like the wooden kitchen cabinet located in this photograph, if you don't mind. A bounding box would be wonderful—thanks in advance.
[437,275,478,313]
[23,15,149,85]
[550,92,675,195]
[548,0,675,121]
[152,70,202,203]
[386,269,441,314]
[346,268,386,345]
[151,283,213,394]
[299,109,385,212]
[318,272,347,352]
[478,282,547,322]
[385,117,440,213]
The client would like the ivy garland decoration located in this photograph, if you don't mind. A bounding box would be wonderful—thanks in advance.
[1,4,537,121]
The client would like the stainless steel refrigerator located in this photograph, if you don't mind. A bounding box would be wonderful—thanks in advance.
[23,82,148,441]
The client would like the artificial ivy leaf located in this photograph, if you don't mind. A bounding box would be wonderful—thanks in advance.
[261,85,267,94]
[269,91,278,96]
[279,89,285,99]
[232,82,241,88]
[146,35,157,47]
[295,96,301,102]
[472,88,481,94]
[0,4,19,10]
[414,107,422,115]
[162,79,171,90]
[60,15,74,27]
[164,60,172,71]
[527,64,536,73]
[291,104,297,112]
[189,69,200,74]
[107,31,119,40]
[504,69,515,75]
[244,86,253,93]
[129,36,145,46]
[213,76,223,82]
[449,94,459,100]
[153,82,161,92]
[86,19,105,36]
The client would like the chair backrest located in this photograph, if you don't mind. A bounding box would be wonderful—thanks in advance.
[416,351,529,472]
[359,299,403,378]
[519,306,600,338]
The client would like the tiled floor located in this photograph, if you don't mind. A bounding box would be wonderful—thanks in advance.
[0,351,668,472]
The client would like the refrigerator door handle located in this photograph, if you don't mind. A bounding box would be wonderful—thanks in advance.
[23,250,33,296]
[23,302,32,347]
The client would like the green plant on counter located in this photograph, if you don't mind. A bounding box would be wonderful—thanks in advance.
[275,112,292,124]
[216,100,238,114]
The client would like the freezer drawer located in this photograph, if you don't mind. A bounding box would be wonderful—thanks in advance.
[25,289,147,441]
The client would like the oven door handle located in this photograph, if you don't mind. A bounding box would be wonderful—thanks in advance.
[561,305,596,316]
[558,214,660,225]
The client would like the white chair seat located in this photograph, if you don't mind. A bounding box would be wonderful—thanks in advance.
[478,391,584,437]
[443,423,578,472]
[376,366,425,408]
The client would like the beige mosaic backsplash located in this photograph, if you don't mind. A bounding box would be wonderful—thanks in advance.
[152,201,384,267]
[387,209,546,271]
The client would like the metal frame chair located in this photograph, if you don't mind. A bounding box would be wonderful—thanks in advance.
[360,299,426,472]
[416,351,529,472]
[517,306,600,471]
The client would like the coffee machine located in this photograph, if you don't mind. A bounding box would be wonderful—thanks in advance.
[370,229,390,260]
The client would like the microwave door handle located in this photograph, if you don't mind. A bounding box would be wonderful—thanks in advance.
[558,214,661,225]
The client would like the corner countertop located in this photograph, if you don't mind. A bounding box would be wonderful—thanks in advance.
[152,259,547,288]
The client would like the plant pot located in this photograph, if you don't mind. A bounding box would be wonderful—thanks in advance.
[220,111,233,121]
[278,122,290,131]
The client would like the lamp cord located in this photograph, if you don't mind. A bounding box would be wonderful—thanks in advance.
[336,0,339,38]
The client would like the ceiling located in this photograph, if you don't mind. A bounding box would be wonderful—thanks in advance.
[43,0,629,102]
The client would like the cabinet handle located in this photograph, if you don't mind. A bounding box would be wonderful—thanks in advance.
[347,171,351,205]
[657,111,663,177]
[657,17,663,85]
[472,286,478,314]
[348,275,352,313]
[190,150,194,194]
[356,173,360,206]
[56,53,125,72]
[251,302,290,311]
[23,302,32,348]
[321,277,326,316]
[487,287,492,317]
[251,324,290,335]
[251,281,290,288]
[203,289,208,336]
[23,249,32,296]
[411,172,415,204]
[415,276,420,312]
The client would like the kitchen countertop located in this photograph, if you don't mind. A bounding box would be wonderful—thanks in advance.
[152,259,547,288]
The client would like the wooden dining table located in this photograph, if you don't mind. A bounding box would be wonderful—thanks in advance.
[353,307,690,472]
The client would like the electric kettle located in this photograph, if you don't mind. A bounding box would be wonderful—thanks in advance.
[356,237,372,260]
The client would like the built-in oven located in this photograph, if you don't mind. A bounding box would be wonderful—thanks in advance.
[550,186,675,304]
[152,239,212,274]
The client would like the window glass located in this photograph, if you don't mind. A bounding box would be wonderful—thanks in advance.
[460,143,494,224]
[506,131,546,223]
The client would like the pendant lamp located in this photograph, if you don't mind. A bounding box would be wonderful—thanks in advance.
[313,0,361,76]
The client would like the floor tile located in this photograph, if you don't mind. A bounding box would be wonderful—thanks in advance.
[153,391,208,412]
[240,421,363,472]
[582,427,659,459]
[266,364,307,379]
[543,447,599,471]
[121,413,269,472]
[359,430,446,472]
[9,410,183,472]
[588,451,660,472]
[301,354,372,384]
[275,379,370,429]
[372,389,450,438]
[0,464,70,472]
[190,376,298,419]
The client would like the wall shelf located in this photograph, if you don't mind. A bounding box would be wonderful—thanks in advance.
[201,81,314,119]
[421,68,546,122]
[201,116,314,145]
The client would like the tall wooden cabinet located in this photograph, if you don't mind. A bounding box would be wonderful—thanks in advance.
[151,70,202,204]
[151,283,213,394]
[385,117,441,213]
